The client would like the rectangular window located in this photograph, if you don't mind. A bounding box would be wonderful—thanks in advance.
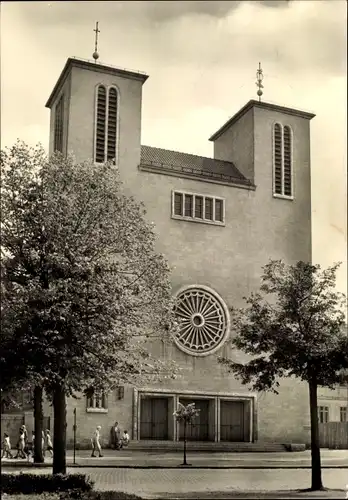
[174,193,183,216]
[86,389,108,412]
[54,94,64,153]
[204,198,213,220]
[318,406,329,423]
[172,191,224,225]
[215,199,223,222]
[184,194,193,217]
[195,196,203,218]
[340,407,347,422]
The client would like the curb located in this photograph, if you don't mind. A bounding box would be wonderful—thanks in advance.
[1,463,347,470]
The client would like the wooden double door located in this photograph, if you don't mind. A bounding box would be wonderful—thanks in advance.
[220,400,246,442]
[179,399,210,441]
[140,397,169,440]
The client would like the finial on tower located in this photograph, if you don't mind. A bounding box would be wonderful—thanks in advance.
[93,21,100,62]
[256,62,264,102]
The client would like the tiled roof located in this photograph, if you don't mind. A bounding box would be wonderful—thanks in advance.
[140,145,251,186]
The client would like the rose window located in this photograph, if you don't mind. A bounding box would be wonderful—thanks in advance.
[174,285,230,356]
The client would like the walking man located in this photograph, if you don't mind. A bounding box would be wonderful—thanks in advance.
[91,425,103,458]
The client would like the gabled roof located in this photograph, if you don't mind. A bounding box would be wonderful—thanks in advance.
[209,99,316,141]
[140,145,252,187]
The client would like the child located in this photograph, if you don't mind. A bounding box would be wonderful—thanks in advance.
[45,430,53,457]
[1,433,13,459]
[121,430,130,449]
[91,425,103,458]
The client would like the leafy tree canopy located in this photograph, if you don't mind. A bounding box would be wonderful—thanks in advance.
[219,260,348,392]
[1,141,179,396]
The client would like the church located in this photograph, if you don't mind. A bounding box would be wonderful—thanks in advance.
[4,48,345,451]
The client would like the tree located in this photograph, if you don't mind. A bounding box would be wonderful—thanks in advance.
[174,402,201,466]
[218,260,348,491]
[1,142,178,474]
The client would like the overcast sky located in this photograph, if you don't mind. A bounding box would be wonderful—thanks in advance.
[1,0,347,294]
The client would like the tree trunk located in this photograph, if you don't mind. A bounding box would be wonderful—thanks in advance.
[309,379,324,490]
[33,386,44,463]
[53,384,67,475]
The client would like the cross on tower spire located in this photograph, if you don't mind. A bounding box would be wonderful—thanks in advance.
[256,62,264,102]
[93,22,100,63]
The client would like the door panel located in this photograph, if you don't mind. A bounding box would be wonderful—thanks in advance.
[179,399,209,441]
[220,400,245,442]
[140,397,168,440]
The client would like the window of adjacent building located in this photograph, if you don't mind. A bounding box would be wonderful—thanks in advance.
[95,85,118,164]
[340,406,348,422]
[86,388,107,412]
[54,94,64,153]
[273,123,293,198]
[172,191,225,225]
[318,406,329,423]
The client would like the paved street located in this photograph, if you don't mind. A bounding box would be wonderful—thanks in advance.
[2,466,348,499]
[2,449,348,468]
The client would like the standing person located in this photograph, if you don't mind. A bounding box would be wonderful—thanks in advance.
[45,430,53,457]
[1,433,13,459]
[112,421,121,450]
[14,427,27,459]
[120,430,130,449]
[22,425,29,455]
[91,426,103,458]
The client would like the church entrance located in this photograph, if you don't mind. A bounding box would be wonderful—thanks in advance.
[220,400,245,442]
[140,396,169,440]
[179,398,210,441]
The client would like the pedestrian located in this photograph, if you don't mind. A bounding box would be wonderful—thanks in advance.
[45,430,53,457]
[1,433,13,459]
[14,427,27,459]
[120,430,130,449]
[111,421,121,450]
[91,425,103,458]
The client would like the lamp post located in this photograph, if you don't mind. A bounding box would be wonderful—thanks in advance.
[73,408,77,465]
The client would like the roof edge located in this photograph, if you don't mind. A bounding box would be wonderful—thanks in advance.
[45,57,149,108]
[209,99,316,141]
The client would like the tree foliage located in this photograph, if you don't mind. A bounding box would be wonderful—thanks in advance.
[1,141,179,471]
[219,259,348,490]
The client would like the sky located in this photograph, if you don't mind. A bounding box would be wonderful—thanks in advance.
[1,0,347,295]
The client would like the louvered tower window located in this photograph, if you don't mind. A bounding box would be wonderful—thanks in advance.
[95,86,107,163]
[274,123,282,195]
[95,85,118,164]
[273,123,293,198]
[54,94,64,153]
[283,126,292,196]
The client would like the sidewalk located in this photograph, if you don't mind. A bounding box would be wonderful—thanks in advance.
[2,449,348,469]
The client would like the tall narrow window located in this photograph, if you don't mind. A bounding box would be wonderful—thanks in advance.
[195,196,203,219]
[283,126,292,196]
[273,123,293,198]
[174,193,183,216]
[274,123,282,195]
[95,85,118,164]
[205,198,213,220]
[184,194,193,217]
[215,199,223,222]
[95,85,106,163]
[107,88,117,161]
[54,94,64,153]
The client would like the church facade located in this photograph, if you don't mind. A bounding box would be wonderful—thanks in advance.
[43,56,318,448]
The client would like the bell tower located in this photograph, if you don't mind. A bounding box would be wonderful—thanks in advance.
[45,24,148,173]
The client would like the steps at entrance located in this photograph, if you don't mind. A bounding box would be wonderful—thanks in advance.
[128,440,288,453]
